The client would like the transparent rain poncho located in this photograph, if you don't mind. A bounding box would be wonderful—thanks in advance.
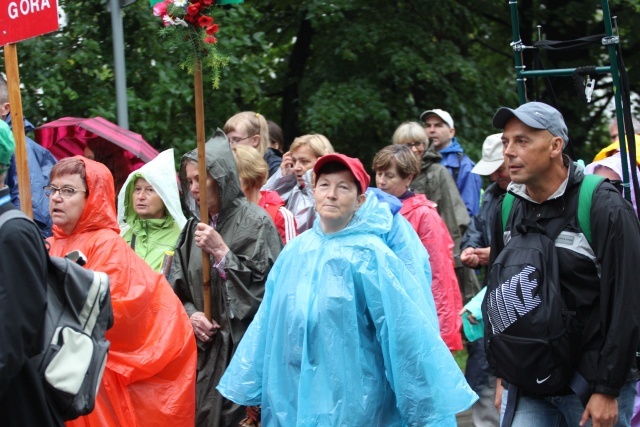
[218,191,477,426]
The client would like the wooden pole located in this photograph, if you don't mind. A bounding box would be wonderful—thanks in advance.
[194,60,212,321]
[3,44,33,218]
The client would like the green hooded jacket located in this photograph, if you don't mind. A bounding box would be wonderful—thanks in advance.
[117,149,187,272]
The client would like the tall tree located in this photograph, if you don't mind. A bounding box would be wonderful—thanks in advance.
[2,0,638,166]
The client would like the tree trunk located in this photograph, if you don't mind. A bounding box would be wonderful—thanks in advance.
[280,16,313,146]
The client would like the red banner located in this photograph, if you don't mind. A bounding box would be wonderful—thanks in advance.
[0,0,59,46]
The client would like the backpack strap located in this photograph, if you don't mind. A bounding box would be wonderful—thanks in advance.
[0,209,31,230]
[502,384,519,427]
[577,174,604,246]
[501,174,603,240]
[501,192,515,232]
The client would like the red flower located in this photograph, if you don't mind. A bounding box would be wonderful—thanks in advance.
[203,35,217,44]
[205,24,219,34]
[184,13,196,23]
[202,0,214,5]
[153,0,169,17]
[187,2,201,15]
[198,15,213,27]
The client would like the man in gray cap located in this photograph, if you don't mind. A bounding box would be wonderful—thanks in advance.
[0,121,63,425]
[486,102,640,427]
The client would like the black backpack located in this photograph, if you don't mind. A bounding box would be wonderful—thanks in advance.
[484,210,580,395]
[484,175,602,424]
[0,209,114,421]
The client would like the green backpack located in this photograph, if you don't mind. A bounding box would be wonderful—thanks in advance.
[501,174,603,244]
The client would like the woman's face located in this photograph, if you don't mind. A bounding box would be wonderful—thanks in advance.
[132,177,165,219]
[292,146,318,179]
[48,173,87,235]
[185,162,221,216]
[314,170,365,234]
[404,140,425,159]
[375,162,413,198]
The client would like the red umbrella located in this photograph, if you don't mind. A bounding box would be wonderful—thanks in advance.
[34,117,160,193]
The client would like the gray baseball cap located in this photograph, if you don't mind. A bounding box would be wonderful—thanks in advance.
[492,102,569,147]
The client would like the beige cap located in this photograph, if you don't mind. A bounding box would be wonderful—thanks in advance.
[471,133,504,175]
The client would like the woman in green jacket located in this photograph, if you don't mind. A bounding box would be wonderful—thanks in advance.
[117,148,187,272]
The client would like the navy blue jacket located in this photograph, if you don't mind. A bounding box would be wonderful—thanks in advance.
[4,114,57,237]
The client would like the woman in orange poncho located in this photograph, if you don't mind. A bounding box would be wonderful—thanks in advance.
[46,156,196,426]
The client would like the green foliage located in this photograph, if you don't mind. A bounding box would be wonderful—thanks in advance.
[2,0,639,167]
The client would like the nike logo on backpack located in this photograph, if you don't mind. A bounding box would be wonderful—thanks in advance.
[536,375,551,384]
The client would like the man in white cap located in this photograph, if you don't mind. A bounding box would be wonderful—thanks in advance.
[419,108,482,217]
[459,133,508,427]
[486,101,640,427]
[460,133,509,270]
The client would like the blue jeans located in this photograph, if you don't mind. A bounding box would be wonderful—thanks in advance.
[500,381,637,426]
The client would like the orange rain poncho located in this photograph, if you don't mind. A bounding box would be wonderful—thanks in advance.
[47,157,196,426]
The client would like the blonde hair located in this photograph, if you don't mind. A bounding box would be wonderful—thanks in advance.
[224,111,270,155]
[392,121,428,146]
[232,145,268,190]
[372,144,420,179]
[289,134,334,158]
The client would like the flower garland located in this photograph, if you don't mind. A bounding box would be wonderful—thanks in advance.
[152,0,239,88]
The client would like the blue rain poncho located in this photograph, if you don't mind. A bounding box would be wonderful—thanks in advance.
[218,191,477,426]
[370,187,438,328]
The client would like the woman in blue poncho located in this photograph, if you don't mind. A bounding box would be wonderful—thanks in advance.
[218,154,477,426]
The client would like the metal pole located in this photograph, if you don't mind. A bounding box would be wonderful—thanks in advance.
[509,0,527,104]
[601,1,631,201]
[110,0,129,130]
[520,66,611,78]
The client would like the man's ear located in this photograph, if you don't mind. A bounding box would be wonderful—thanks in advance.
[251,134,261,149]
[550,136,564,158]
[449,127,456,138]
[0,102,10,118]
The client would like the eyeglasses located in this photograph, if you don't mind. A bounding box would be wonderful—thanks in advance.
[405,141,426,148]
[229,135,255,144]
[43,185,87,199]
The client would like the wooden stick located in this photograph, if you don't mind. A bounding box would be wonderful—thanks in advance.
[194,60,212,321]
[3,44,33,219]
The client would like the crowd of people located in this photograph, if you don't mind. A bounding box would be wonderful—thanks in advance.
[2,101,640,427]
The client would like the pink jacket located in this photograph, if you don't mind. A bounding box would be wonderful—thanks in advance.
[401,194,463,351]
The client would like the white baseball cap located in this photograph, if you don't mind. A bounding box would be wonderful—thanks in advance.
[471,133,504,175]
[419,109,454,128]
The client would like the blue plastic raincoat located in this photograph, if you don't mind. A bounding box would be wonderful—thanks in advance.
[218,191,477,426]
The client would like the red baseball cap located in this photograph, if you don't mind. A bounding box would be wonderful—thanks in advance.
[313,153,370,194]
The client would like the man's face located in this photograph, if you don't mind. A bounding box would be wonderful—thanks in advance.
[424,115,454,151]
[488,163,510,190]
[501,117,562,188]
